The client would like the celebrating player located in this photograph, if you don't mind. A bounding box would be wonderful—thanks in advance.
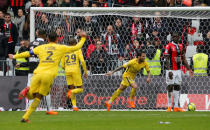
[9,31,86,123]
[105,50,151,111]
[61,38,88,111]
[26,29,57,115]
[164,32,193,112]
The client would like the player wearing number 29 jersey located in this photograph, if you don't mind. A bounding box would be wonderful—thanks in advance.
[61,49,87,86]
[61,38,88,111]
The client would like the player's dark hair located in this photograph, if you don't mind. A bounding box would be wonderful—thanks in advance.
[38,29,46,37]
[69,38,77,45]
[4,13,11,17]
[136,49,145,57]
[48,32,57,42]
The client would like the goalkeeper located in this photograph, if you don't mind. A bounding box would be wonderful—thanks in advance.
[105,50,151,111]
[9,31,86,123]
[61,38,88,111]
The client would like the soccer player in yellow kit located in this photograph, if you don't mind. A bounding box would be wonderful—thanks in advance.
[61,38,88,111]
[105,50,151,111]
[9,31,86,123]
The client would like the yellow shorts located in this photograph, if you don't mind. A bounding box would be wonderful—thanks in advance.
[66,72,82,86]
[121,76,135,87]
[29,73,54,96]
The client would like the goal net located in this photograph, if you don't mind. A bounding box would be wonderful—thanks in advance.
[30,7,210,111]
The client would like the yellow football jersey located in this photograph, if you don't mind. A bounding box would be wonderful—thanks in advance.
[61,49,87,75]
[123,58,150,79]
[14,37,86,77]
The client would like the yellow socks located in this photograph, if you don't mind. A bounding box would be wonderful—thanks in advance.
[71,88,83,107]
[130,88,136,101]
[110,89,123,103]
[23,98,40,120]
[26,92,34,100]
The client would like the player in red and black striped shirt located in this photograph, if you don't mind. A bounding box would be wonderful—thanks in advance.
[164,32,193,112]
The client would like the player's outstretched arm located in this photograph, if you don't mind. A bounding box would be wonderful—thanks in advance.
[67,31,87,52]
[9,51,31,59]
[106,66,124,76]
[79,50,88,78]
[146,71,151,83]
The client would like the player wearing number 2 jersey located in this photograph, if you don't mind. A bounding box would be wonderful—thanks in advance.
[61,38,88,111]
[9,31,86,123]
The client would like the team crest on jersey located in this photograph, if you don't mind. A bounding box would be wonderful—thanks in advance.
[33,41,40,45]
[124,62,129,66]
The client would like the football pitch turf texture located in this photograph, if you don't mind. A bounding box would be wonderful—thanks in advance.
[0,111,209,130]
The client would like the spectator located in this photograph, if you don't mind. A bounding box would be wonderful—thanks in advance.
[102,25,123,58]
[9,0,25,17]
[61,14,75,37]
[22,15,30,40]
[128,17,148,45]
[153,0,174,7]
[97,0,108,7]
[13,8,25,41]
[102,25,123,70]
[35,0,44,7]
[44,0,58,7]
[114,18,129,49]
[124,39,142,60]
[79,16,99,56]
[91,2,98,7]
[90,40,108,74]
[132,0,153,7]
[83,0,90,7]
[13,40,29,76]
[148,15,169,45]
[200,19,210,54]
[143,42,162,76]
[3,13,18,54]
[56,26,64,44]
[191,45,210,76]
[0,29,8,76]
[0,11,4,27]
[61,0,76,7]
[175,0,184,6]
[0,0,9,13]
[36,13,51,34]
[25,0,36,14]
[74,28,82,42]
[166,0,175,6]
[203,0,210,6]
[74,0,83,7]
[86,36,105,59]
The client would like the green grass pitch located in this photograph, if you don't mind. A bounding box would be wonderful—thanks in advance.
[0,111,210,130]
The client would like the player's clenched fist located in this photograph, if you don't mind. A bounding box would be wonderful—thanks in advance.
[105,71,113,76]
[80,31,87,37]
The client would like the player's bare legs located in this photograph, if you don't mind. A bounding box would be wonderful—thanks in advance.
[173,85,185,112]
[21,93,43,123]
[166,85,173,112]
[45,94,58,115]
[105,84,126,111]
[129,83,138,108]
[67,85,84,111]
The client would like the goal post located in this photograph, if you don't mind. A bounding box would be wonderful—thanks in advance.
[30,7,210,42]
[30,7,210,111]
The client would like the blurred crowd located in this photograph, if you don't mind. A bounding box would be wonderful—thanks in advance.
[0,0,210,76]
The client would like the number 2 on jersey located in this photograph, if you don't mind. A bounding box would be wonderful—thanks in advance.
[46,51,53,60]
[66,54,76,63]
